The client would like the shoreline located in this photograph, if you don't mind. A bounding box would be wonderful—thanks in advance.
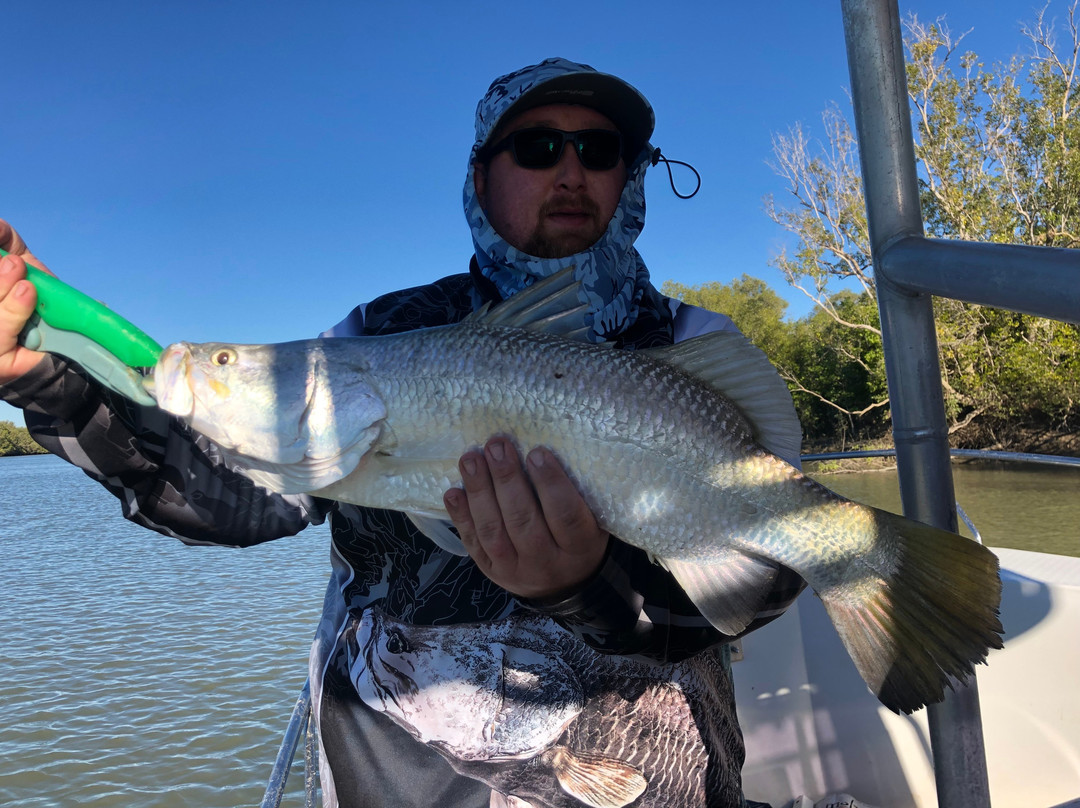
[803,429,1080,475]
[7,441,1077,467]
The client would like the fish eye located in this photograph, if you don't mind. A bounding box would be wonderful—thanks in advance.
[384,629,410,655]
[211,348,238,367]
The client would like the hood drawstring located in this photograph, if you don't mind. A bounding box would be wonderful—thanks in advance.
[651,149,702,200]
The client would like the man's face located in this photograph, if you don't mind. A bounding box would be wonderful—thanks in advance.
[474,104,628,259]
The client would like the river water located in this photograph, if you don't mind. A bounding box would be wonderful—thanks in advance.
[809,458,1080,558]
[0,454,330,808]
[1,452,1077,807]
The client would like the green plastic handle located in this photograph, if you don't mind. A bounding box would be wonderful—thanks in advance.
[1,248,163,366]
[2,247,163,405]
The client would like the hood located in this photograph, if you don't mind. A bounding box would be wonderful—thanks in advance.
[463,57,657,342]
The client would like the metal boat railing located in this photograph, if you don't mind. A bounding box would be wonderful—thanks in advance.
[260,680,318,808]
[841,1,1079,805]
[802,448,1080,469]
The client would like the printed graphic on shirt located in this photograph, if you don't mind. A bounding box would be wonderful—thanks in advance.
[330,503,518,625]
[345,609,743,808]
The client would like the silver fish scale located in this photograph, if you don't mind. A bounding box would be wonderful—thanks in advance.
[320,322,875,577]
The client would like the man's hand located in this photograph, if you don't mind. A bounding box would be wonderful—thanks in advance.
[0,219,50,385]
[443,437,609,599]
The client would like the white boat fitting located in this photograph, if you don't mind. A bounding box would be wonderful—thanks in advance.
[736,547,1080,808]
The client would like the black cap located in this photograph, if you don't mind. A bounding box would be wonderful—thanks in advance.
[476,58,655,162]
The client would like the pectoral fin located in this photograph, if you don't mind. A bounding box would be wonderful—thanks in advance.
[551,746,647,808]
[406,511,468,556]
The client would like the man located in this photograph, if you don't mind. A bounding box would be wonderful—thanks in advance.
[0,58,803,807]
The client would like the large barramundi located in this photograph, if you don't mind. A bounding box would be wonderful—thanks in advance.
[148,268,1003,714]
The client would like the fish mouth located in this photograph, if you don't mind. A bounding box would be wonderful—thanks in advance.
[148,344,196,418]
[358,610,418,722]
[148,343,240,450]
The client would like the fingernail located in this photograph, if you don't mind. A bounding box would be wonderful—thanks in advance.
[0,255,14,274]
[462,456,477,476]
[488,441,505,462]
[443,489,462,513]
[13,280,32,300]
[527,448,545,468]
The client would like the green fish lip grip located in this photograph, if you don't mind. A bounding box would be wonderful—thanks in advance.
[2,247,163,406]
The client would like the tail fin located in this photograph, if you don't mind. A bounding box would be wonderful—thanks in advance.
[818,509,1004,714]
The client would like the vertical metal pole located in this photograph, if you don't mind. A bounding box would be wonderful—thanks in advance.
[838,1,993,806]
[260,681,313,808]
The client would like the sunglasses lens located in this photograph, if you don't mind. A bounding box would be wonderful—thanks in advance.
[506,129,624,170]
[576,131,622,170]
[511,129,564,168]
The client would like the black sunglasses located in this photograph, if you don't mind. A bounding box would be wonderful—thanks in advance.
[481,127,624,171]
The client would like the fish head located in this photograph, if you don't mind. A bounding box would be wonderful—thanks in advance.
[148,340,387,493]
[349,609,583,761]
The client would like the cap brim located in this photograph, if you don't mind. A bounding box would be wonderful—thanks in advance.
[488,71,654,161]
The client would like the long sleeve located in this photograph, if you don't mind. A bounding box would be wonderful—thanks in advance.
[2,355,329,546]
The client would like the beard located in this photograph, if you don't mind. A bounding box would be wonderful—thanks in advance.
[521,195,607,259]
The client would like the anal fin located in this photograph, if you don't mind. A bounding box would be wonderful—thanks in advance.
[664,551,781,637]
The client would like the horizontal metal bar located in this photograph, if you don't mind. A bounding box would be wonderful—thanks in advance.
[802,448,1080,468]
[879,236,1080,324]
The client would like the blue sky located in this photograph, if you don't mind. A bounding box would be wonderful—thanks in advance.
[1,1,1044,425]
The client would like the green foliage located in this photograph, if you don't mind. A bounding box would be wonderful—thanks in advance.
[660,276,889,447]
[781,293,889,445]
[661,275,789,357]
[759,4,1080,448]
[935,299,1080,442]
[0,420,47,456]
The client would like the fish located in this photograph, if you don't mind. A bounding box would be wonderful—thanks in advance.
[347,607,736,808]
[148,267,1004,714]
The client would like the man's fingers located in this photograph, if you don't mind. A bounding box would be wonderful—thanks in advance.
[456,447,518,565]
[443,487,491,570]
[443,440,609,599]
[0,219,52,274]
[483,438,549,547]
[0,255,36,333]
[525,447,600,548]
[0,219,25,253]
[0,254,44,382]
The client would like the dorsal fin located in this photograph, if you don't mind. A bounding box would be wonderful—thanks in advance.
[467,266,594,342]
[643,330,802,465]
